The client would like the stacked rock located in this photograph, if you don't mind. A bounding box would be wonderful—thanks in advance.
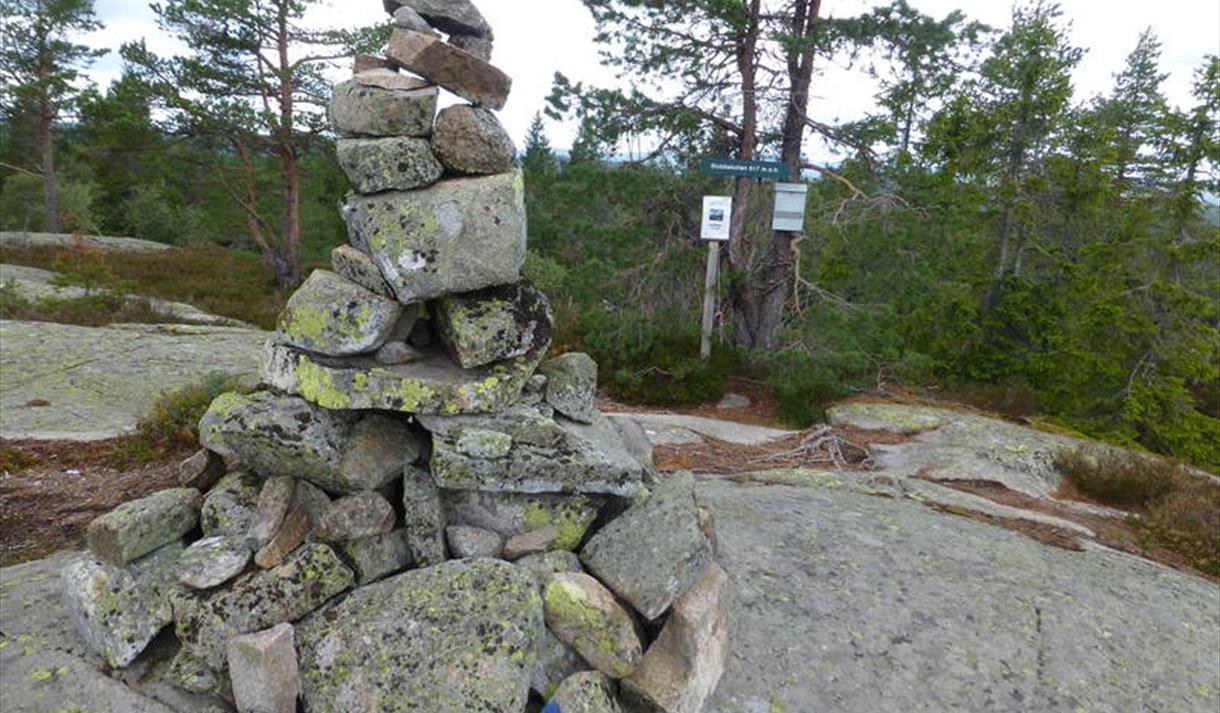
[60,2,728,713]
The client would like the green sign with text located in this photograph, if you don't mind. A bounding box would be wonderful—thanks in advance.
[700,157,789,180]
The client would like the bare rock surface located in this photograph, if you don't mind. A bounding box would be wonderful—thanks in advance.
[697,473,1220,713]
[0,320,264,441]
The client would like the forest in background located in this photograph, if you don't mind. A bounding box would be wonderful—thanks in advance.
[1,0,1217,469]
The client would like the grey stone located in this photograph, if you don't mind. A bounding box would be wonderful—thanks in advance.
[449,33,493,61]
[386,29,510,110]
[608,414,655,474]
[403,464,447,566]
[249,476,296,546]
[504,527,560,560]
[199,391,417,493]
[0,320,264,441]
[539,352,597,423]
[551,671,623,713]
[329,77,438,138]
[0,633,178,713]
[431,104,515,175]
[533,627,588,700]
[275,270,402,357]
[86,488,201,565]
[391,5,432,32]
[716,393,750,410]
[340,171,526,303]
[253,505,311,569]
[336,137,443,194]
[421,403,645,496]
[290,478,332,527]
[695,473,1220,713]
[315,491,397,542]
[398,0,492,37]
[446,525,504,558]
[179,449,225,491]
[331,245,393,299]
[201,471,261,537]
[262,339,545,415]
[296,559,541,712]
[353,54,391,73]
[456,427,513,458]
[352,67,430,92]
[373,340,422,365]
[61,542,183,668]
[335,529,412,584]
[544,572,642,679]
[167,647,227,697]
[580,472,711,620]
[621,564,728,713]
[227,623,298,713]
[435,281,553,369]
[171,543,354,670]
[515,550,583,586]
[177,536,252,589]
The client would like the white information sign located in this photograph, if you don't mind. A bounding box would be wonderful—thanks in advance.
[700,196,733,241]
[772,182,808,231]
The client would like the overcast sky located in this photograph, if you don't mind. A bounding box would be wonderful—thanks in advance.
[84,0,1218,153]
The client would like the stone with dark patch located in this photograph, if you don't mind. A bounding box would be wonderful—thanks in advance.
[335,136,443,194]
[434,282,553,369]
[329,77,437,138]
[85,488,201,566]
[275,270,402,357]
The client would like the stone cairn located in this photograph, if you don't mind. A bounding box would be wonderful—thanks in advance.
[60,2,728,712]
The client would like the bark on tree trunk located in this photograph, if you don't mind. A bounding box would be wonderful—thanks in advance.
[39,106,60,233]
[274,4,301,288]
[726,0,762,348]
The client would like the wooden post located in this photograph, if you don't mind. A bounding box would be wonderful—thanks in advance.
[700,240,720,360]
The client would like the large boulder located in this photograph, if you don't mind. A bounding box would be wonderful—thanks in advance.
[340,171,526,303]
[621,564,729,713]
[329,76,437,138]
[296,558,542,712]
[435,282,553,369]
[172,543,354,670]
[420,403,645,496]
[544,572,642,679]
[61,542,183,668]
[85,488,201,566]
[262,340,545,414]
[442,490,604,551]
[386,29,509,110]
[539,352,598,423]
[199,392,417,493]
[402,465,447,566]
[431,104,516,175]
[580,472,712,620]
[276,270,402,357]
[335,137,443,194]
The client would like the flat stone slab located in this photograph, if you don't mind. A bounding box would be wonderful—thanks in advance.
[0,320,266,440]
[263,340,544,415]
[0,264,255,328]
[697,474,1220,713]
[828,402,1084,498]
[0,231,172,252]
[614,412,795,447]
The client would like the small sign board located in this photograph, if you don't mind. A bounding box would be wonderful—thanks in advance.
[700,196,732,241]
[701,157,789,180]
[772,182,809,231]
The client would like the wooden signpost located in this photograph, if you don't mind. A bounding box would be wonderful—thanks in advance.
[697,158,807,359]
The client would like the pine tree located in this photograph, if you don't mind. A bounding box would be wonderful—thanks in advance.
[121,0,385,286]
[522,112,555,176]
[0,0,106,233]
[1099,28,1169,194]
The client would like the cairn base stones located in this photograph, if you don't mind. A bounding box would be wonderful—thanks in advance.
[62,2,728,711]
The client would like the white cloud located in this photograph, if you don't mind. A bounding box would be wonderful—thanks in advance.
[79,0,1218,151]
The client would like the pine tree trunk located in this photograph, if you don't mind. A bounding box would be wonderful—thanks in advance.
[726,0,762,348]
[273,1,301,288]
[39,107,60,233]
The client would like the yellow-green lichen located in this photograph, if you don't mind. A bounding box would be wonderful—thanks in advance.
[543,578,634,677]
[294,358,352,410]
[523,500,595,551]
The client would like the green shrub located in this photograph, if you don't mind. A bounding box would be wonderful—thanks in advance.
[1055,447,1183,508]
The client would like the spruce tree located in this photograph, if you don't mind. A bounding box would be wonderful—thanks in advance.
[522,112,555,176]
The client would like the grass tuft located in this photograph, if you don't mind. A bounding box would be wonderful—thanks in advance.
[1056,446,1220,577]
